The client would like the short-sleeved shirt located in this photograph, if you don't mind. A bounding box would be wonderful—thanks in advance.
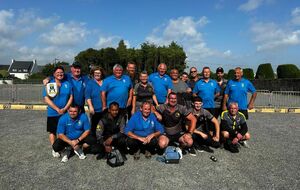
[172,80,189,93]
[190,108,213,130]
[156,104,191,135]
[85,79,103,113]
[42,79,72,117]
[124,111,164,137]
[148,72,173,104]
[65,73,90,107]
[224,78,256,110]
[102,75,133,108]
[221,111,246,131]
[57,112,90,140]
[193,79,220,109]
[133,83,155,104]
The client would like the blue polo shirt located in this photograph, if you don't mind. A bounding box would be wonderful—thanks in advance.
[102,75,132,108]
[193,79,220,109]
[65,73,90,107]
[42,79,73,117]
[57,112,90,140]
[224,78,256,110]
[85,79,103,112]
[148,72,173,104]
[124,111,164,137]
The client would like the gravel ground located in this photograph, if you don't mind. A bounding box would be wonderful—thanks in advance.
[0,110,299,190]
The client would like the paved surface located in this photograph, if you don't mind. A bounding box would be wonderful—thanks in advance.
[0,110,299,190]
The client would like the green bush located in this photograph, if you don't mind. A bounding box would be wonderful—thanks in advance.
[277,64,300,79]
[255,63,275,79]
[243,68,254,80]
[227,69,235,80]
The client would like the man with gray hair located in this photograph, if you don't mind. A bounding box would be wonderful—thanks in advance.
[222,67,257,119]
[148,63,173,104]
[101,64,133,114]
[221,102,250,153]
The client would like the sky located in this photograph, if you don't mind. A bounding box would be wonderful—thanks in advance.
[1,0,300,72]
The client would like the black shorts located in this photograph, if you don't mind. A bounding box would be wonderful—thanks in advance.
[47,116,61,134]
[239,110,249,120]
[165,132,184,145]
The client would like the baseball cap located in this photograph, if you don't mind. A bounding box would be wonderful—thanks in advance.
[71,62,81,68]
[216,67,224,73]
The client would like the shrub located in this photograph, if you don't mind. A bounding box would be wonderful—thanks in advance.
[277,64,300,79]
[255,63,275,79]
[243,68,255,80]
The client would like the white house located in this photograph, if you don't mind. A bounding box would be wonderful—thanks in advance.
[8,59,38,79]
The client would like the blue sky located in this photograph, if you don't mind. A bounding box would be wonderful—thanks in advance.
[1,0,300,72]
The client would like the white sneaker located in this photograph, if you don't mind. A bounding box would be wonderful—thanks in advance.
[74,148,86,160]
[52,150,60,158]
[61,155,68,163]
[60,147,71,162]
[239,141,250,148]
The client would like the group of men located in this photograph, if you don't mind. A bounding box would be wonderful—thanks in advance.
[43,61,257,163]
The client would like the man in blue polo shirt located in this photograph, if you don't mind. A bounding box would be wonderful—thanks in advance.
[193,67,220,115]
[222,67,257,119]
[101,64,133,113]
[125,101,164,159]
[43,62,90,112]
[52,104,96,162]
[148,63,173,104]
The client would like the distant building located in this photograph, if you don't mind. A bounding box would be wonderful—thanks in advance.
[8,59,38,79]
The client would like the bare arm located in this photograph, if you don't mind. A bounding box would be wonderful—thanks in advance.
[131,95,137,114]
[186,113,196,133]
[222,94,228,111]
[211,117,220,141]
[127,131,147,143]
[86,99,94,115]
[248,92,257,110]
[127,88,133,107]
[101,91,107,111]
[152,94,159,107]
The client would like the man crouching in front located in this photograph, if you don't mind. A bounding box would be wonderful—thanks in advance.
[52,104,96,162]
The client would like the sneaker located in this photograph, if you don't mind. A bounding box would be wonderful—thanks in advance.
[133,149,140,160]
[188,147,196,156]
[74,148,86,159]
[197,145,214,153]
[239,141,250,148]
[226,143,239,153]
[52,150,60,158]
[145,150,152,159]
[61,147,71,163]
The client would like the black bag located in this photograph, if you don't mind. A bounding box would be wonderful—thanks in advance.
[107,149,124,167]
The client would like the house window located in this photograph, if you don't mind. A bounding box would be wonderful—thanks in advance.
[23,69,28,72]
[12,69,17,72]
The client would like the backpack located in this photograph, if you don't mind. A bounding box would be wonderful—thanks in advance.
[164,146,181,164]
[106,149,124,167]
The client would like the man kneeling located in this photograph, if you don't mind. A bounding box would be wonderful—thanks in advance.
[125,102,164,160]
[52,104,96,162]
[221,102,250,153]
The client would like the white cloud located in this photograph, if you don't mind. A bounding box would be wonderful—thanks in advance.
[95,36,130,49]
[145,16,232,68]
[40,22,88,46]
[251,22,300,51]
[238,0,263,12]
[291,7,300,25]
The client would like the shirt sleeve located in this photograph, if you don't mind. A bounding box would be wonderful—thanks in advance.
[224,80,231,95]
[124,115,136,135]
[85,81,92,100]
[133,84,139,96]
[82,114,91,131]
[42,86,47,98]
[247,80,256,93]
[167,76,173,90]
[154,117,164,134]
[215,80,221,93]
[204,109,214,120]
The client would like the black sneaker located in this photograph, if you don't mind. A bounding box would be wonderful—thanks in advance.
[188,147,196,156]
[197,145,214,153]
[226,143,239,153]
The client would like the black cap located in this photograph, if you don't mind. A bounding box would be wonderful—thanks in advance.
[216,67,224,73]
[71,62,81,68]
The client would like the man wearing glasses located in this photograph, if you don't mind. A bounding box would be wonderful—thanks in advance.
[187,67,200,90]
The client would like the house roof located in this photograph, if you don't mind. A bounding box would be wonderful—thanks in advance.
[8,61,34,73]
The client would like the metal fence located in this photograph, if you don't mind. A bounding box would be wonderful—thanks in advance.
[0,84,300,108]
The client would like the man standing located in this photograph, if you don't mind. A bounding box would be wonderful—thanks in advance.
[222,67,257,119]
[101,64,133,115]
[187,67,200,90]
[125,61,139,85]
[52,105,96,162]
[154,92,196,151]
[221,102,251,153]
[193,67,220,116]
[148,63,173,104]
[214,67,227,118]
[125,102,164,160]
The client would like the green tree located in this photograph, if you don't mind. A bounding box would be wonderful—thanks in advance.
[255,63,275,79]
[243,68,255,80]
[227,69,235,80]
[42,61,69,77]
[116,40,128,68]
[0,70,9,78]
[102,47,120,74]
[75,48,101,74]
[277,64,300,79]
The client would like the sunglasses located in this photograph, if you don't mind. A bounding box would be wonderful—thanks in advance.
[190,70,197,73]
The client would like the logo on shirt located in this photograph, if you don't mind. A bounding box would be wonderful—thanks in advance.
[164,78,167,81]
[64,84,68,88]
[123,79,126,83]
[78,121,82,126]
[241,83,245,88]
[175,112,181,118]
